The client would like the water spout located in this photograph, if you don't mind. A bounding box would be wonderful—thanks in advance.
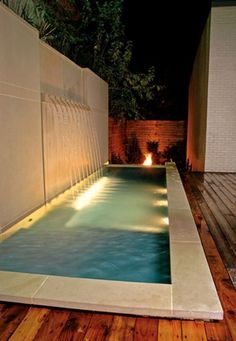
[41,94,103,203]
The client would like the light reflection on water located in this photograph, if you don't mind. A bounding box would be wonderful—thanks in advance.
[0,167,171,284]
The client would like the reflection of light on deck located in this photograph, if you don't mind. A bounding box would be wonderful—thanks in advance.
[154,188,167,195]
[153,200,168,207]
[74,177,108,210]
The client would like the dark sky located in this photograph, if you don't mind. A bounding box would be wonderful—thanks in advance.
[124,0,211,119]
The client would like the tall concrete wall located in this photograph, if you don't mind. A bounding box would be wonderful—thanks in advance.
[205,6,236,172]
[187,16,210,171]
[40,42,84,103]
[0,3,108,231]
[0,4,45,230]
[187,6,236,172]
[83,68,108,166]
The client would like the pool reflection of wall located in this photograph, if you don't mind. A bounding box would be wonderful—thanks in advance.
[0,3,108,231]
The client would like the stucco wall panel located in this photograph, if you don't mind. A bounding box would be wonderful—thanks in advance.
[40,42,84,103]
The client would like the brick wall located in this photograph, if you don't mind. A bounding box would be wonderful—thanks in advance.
[187,6,236,172]
[109,119,127,161]
[205,6,236,172]
[109,119,186,163]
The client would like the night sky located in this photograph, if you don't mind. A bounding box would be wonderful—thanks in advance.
[124,0,211,119]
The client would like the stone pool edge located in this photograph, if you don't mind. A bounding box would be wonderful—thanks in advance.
[0,163,223,320]
[166,162,223,320]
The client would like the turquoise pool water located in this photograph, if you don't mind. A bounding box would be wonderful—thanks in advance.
[0,166,171,284]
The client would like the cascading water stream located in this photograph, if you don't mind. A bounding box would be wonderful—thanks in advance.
[90,109,104,179]
[68,100,81,197]
[86,111,94,174]
[87,109,100,180]
[41,94,104,205]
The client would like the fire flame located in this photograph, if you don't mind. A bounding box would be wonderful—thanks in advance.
[143,153,152,166]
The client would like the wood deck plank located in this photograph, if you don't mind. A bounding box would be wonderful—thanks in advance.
[83,313,114,341]
[198,217,236,340]
[157,319,182,341]
[190,173,236,285]
[205,320,232,340]
[211,174,235,204]
[58,311,93,341]
[210,174,236,200]
[218,174,236,192]
[199,202,235,266]
[192,174,236,251]
[8,307,49,341]
[33,309,70,341]
[157,320,172,340]
[203,175,236,227]
[107,315,136,341]
[186,175,236,268]
[0,304,29,341]
[224,174,236,187]
[204,174,236,218]
[181,321,207,341]
[171,320,183,340]
[209,183,236,216]
[133,317,158,341]
[184,174,236,339]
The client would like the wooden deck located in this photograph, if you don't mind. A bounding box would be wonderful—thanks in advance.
[188,172,236,288]
[0,172,236,340]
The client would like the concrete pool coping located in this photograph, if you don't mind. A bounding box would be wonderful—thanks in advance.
[0,163,223,320]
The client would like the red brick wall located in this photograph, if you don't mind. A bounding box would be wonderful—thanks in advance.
[109,119,186,163]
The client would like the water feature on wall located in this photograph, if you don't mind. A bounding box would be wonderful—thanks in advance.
[0,3,108,231]
[41,94,103,203]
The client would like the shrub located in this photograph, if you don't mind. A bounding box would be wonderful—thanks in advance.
[162,140,186,171]
[146,140,161,164]
[124,134,142,164]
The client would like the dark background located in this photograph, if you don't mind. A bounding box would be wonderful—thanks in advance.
[124,0,211,119]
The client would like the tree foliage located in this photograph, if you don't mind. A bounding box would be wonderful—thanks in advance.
[1,0,56,41]
[2,0,163,119]
[76,0,160,119]
[2,0,80,57]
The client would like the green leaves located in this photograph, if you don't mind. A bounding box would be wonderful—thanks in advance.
[75,0,160,119]
[2,0,56,41]
[2,0,163,119]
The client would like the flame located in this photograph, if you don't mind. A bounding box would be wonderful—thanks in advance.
[143,153,152,166]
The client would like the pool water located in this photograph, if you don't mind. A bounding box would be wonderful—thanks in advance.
[0,167,171,284]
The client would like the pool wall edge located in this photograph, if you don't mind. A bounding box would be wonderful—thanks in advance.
[166,162,223,320]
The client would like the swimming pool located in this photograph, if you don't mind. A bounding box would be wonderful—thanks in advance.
[0,166,170,284]
[0,163,223,319]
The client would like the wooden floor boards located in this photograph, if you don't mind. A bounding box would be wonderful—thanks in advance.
[0,172,236,340]
[189,173,236,288]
